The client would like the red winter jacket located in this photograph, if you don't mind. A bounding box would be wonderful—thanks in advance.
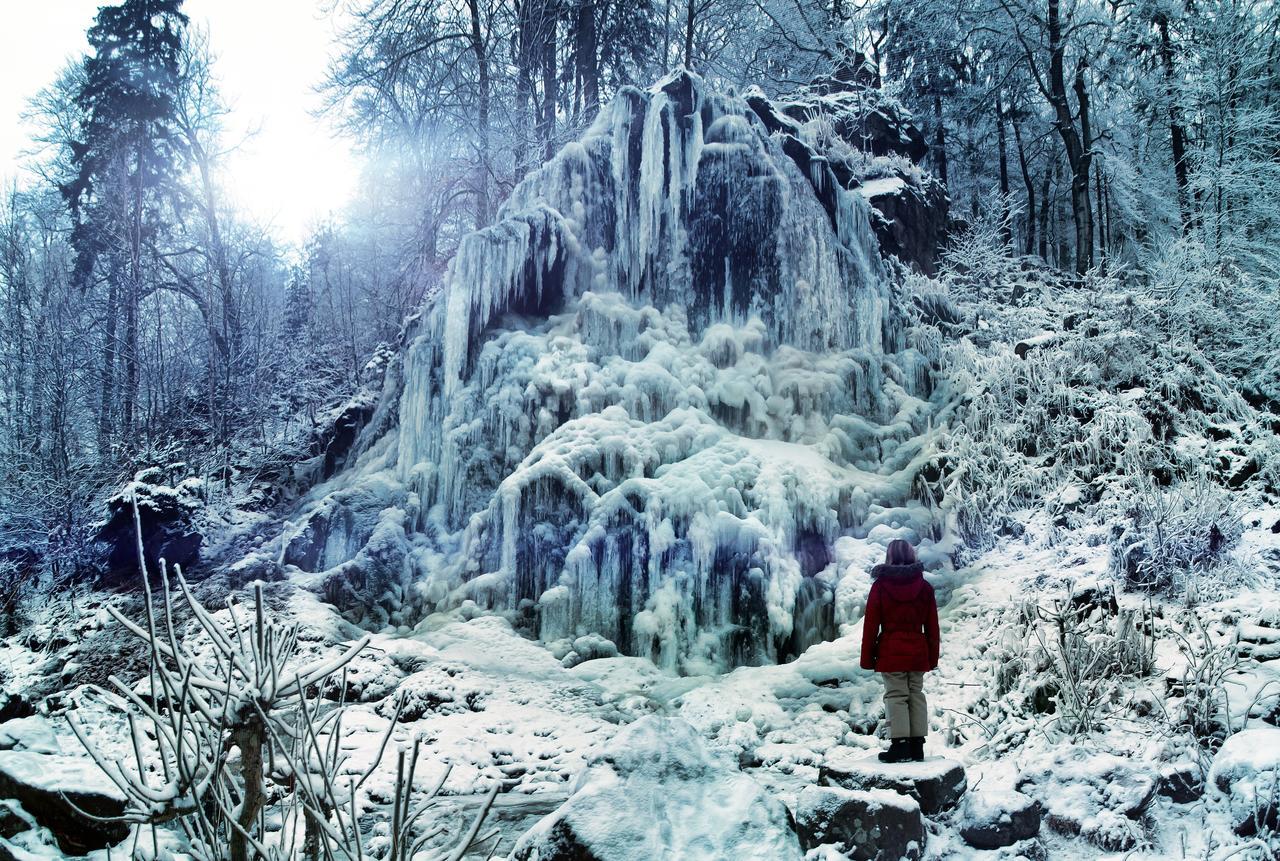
[860,562,940,673]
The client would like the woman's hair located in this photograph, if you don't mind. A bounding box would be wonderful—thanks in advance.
[884,539,918,566]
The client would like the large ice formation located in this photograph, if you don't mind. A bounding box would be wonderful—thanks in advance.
[283,71,952,673]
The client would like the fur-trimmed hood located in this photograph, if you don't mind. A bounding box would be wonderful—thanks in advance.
[870,562,927,601]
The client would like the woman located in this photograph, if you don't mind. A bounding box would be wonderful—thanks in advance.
[860,539,939,763]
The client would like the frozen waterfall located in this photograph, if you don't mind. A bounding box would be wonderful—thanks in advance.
[297,71,951,673]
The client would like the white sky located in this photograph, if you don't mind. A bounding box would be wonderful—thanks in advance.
[0,0,359,246]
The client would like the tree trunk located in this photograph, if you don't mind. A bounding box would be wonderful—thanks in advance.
[541,7,558,162]
[1012,114,1037,257]
[996,93,1012,246]
[575,0,599,118]
[684,0,695,70]
[1038,165,1052,261]
[1155,12,1193,232]
[1044,0,1093,275]
[516,0,537,179]
[123,145,144,447]
[230,718,266,861]
[1094,159,1107,272]
[932,91,948,186]
[468,0,492,223]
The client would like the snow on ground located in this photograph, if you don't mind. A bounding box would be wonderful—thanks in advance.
[1,506,1278,859]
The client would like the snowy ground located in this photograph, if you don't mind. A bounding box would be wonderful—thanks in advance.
[1,506,1277,859]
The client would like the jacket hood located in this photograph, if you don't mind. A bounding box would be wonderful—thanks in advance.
[871,562,927,600]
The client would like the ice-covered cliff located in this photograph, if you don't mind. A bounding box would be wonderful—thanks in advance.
[279,71,954,673]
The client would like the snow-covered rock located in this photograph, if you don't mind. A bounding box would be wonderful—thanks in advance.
[510,715,803,860]
[1156,760,1204,804]
[820,748,967,815]
[95,469,205,584]
[958,790,1041,849]
[1015,747,1155,850]
[1210,725,1280,836]
[0,751,127,853]
[795,784,924,860]
[0,718,59,755]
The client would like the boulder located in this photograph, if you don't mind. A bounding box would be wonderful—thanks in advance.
[1016,747,1154,850]
[820,748,967,815]
[511,716,803,861]
[95,470,204,585]
[0,717,61,755]
[0,751,128,853]
[1156,761,1204,804]
[958,790,1041,850]
[795,785,924,860]
[1210,726,1280,836]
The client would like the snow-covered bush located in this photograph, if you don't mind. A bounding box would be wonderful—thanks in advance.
[68,506,493,860]
[939,195,1026,304]
[1166,611,1243,746]
[1108,478,1245,598]
[993,590,1156,736]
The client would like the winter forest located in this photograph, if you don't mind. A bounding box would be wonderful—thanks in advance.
[0,0,1278,857]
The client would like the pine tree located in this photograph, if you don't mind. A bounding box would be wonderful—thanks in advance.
[62,0,188,459]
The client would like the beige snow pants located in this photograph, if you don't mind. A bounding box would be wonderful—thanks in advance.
[882,671,928,738]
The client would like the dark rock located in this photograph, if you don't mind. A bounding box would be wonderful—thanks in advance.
[959,790,1041,850]
[0,694,32,725]
[0,751,128,853]
[779,85,928,163]
[795,784,924,860]
[1157,762,1204,803]
[857,174,950,275]
[320,390,378,479]
[820,748,967,816]
[1211,726,1280,836]
[95,470,204,585]
[511,716,802,860]
[0,800,32,840]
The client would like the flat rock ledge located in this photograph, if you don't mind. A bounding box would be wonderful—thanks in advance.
[820,748,967,816]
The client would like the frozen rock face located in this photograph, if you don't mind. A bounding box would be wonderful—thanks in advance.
[288,71,950,671]
[511,716,803,861]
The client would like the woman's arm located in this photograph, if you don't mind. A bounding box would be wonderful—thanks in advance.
[860,582,881,670]
[925,585,940,670]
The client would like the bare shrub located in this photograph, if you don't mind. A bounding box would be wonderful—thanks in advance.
[68,502,495,860]
[1109,477,1244,597]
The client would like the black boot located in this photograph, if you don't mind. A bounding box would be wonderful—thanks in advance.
[909,737,925,762]
[878,738,913,763]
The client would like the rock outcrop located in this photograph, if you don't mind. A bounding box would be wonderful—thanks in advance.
[958,790,1041,850]
[1210,726,1280,836]
[1016,748,1155,851]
